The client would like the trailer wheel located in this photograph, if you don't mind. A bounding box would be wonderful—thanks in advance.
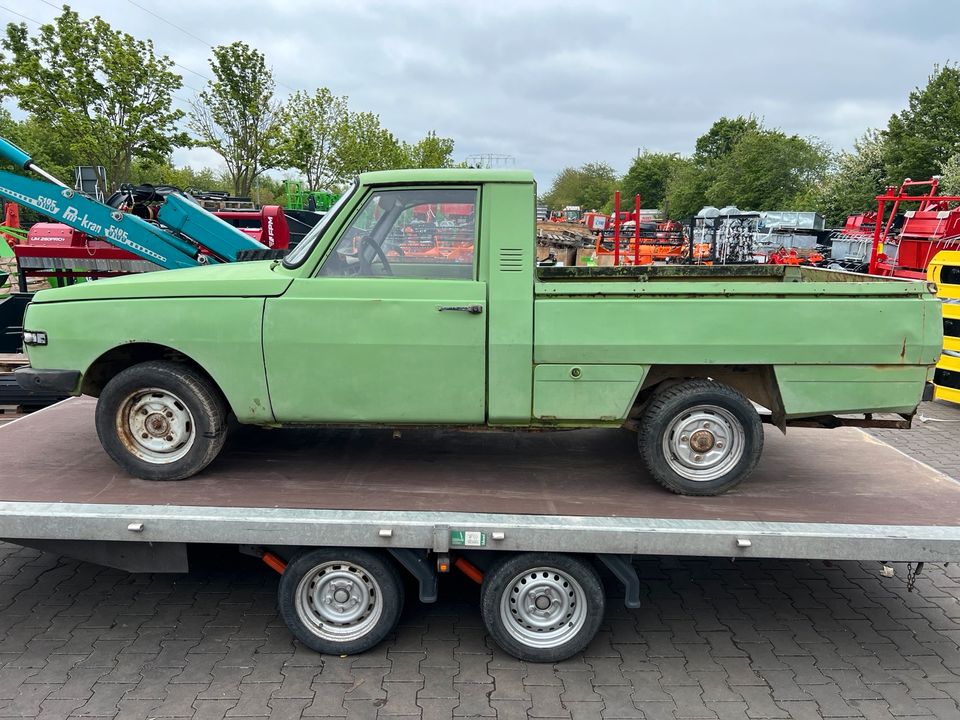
[95,361,228,481]
[278,548,404,656]
[638,379,763,496]
[480,553,605,662]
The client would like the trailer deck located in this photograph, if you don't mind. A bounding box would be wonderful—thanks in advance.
[0,397,958,563]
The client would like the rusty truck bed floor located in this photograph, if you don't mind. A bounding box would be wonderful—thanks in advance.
[0,397,956,526]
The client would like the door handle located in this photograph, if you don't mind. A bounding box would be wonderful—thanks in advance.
[437,305,483,314]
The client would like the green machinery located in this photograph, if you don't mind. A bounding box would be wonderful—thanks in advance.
[283,180,339,212]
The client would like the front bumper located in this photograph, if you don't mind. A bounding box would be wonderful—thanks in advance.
[14,367,81,395]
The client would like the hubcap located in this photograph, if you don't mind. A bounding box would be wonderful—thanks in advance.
[117,388,196,465]
[296,562,383,643]
[662,404,745,482]
[499,567,587,649]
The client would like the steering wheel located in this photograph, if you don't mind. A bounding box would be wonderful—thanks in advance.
[360,236,394,276]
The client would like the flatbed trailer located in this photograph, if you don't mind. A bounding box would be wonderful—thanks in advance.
[1,398,960,661]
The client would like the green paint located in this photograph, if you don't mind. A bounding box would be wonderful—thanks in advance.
[20,167,942,432]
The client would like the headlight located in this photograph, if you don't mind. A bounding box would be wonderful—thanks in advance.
[22,330,47,346]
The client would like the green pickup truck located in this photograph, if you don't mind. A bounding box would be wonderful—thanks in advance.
[16,169,943,495]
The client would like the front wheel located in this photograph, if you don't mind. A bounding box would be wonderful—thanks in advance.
[95,360,228,481]
[480,553,605,662]
[278,548,404,655]
[637,379,763,496]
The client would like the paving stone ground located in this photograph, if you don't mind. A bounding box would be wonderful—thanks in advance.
[0,398,959,719]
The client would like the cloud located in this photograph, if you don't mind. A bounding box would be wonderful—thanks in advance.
[9,0,960,187]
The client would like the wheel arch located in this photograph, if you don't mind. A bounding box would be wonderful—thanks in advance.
[633,364,786,432]
[81,342,230,412]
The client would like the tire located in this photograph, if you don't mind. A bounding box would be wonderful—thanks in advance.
[278,548,404,655]
[95,360,228,481]
[480,553,605,662]
[637,379,763,496]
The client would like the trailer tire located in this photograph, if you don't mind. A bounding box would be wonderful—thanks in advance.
[481,553,605,662]
[638,379,763,496]
[278,548,404,656]
[95,361,228,481]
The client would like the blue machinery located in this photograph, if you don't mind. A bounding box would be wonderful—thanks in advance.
[0,138,266,269]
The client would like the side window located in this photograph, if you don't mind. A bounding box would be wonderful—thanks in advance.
[318,188,477,280]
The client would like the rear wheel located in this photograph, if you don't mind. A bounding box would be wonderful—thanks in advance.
[480,553,605,662]
[95,360,228,481]
[278,548,404,655]
[638,379,763,496]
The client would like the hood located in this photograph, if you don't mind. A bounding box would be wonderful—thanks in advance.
[31,260,293,303]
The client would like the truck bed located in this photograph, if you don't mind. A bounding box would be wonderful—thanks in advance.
[537,264,909,286]
[0,397,958,562]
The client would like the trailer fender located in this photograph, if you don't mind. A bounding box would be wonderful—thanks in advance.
[389,548,438,603]
[597,554,641,609]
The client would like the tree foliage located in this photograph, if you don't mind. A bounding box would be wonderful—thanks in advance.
[330,111,405,180]
[277,88,347,191]
[190,41,281,197]
[541,162,618,211]
[0,5,188,186]
[621,151,684,211]
[812,130,886,225]
[403,130,456,169]
[663,116,830,217]
[706,131,830,210]
[884,64,960,184]
[694,115,761,163]
[940,151,960,196]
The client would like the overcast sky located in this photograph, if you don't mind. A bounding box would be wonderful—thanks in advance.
[4,0,959,187]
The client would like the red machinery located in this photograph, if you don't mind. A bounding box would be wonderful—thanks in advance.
[868,179,960,280]
[591,192,694,265]
[380,203,476,266]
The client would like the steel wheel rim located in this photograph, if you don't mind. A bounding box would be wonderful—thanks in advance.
[117,387,196,464]
[295,561,383,643]
[499,566,587,649]
[662,404,745,482]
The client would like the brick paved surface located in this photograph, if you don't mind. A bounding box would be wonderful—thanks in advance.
[0,398,958,719]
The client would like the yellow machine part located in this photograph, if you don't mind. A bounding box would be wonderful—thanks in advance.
[929,251,960,403]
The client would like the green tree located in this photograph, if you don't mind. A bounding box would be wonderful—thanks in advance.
[884,64,960,184]
[402,130,455,168]
[813,130,886,225]
[0,5,188,186]
[662,116,829,217]
[694,115,761,163]
[331,110,405,181]
[541,162,618,211]
[664,158,709,218]
[278,88,347,191]
[663,116,762,218]
[706,131,830,210]
[190,41,281,197]
[940,151,960,196]
[621,151,684,211]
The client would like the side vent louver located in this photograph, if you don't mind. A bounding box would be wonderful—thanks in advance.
[499,248,524,272]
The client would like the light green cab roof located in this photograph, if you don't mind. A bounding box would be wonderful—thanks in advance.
[359,168,535,185]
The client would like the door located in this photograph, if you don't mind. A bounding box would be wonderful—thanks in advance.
[263,187,487,424]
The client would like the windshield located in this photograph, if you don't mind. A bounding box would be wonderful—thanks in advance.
[282,181,358,268]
